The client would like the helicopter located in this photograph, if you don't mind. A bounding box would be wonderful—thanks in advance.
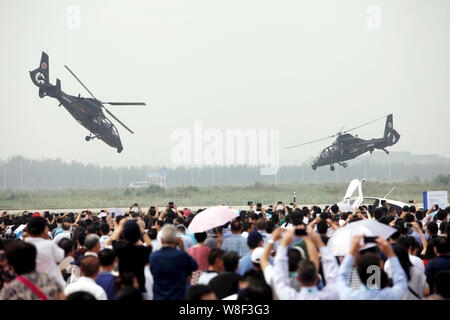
[286,114,400,171]
[29,52,146,153]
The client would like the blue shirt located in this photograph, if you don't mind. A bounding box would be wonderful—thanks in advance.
[150,246,198,300]
[96,271,115,300]
[237,253,252,276]
[221,234,249,258]
[425,255,450,292]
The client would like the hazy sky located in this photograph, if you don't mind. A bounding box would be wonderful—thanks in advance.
[1,0,449,168]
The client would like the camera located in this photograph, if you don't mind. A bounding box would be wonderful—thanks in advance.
[150,206,155,209]
[364,236,377,243]
[256,203,262,208]
[248,201,253,206]
[277,201,282,204]
[290,203,294,206]
[408,200,414,204]
[404,222,413,228]
[381,200,386,205]
[434,204,439,210]
[295,228,307,236]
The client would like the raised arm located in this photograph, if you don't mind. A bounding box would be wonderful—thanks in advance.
[272,227,298,300]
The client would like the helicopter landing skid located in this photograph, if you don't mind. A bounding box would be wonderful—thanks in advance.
[338,162,348,168]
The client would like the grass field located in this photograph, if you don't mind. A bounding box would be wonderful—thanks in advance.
[0,181,449,210]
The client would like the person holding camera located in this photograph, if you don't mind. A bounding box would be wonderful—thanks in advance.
[335,235,408,299]
[272,225,339,299]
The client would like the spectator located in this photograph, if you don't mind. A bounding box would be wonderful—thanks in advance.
[273,226,339,299]
[52,219,72,244]
[106,218,152,296]
[209,251,242,299]
[64,255,107,300]
[255,219,270,246]
[150,224,198,300]
[187,284,217,300]
[237,231,263,276]
[57,238,74,281]
[198,248,225,285]
[187,232,211,271]
[99,222,110,250]
[0,241,64,300]
[431,271,450,300]
[388,244,429,300]
[204,227,223,250]
[336,235,408,299]
[95,248,116,300]
[23,216,66,289]
[176,225,195,250]
[221,221,249,258]
[425,236,450,292]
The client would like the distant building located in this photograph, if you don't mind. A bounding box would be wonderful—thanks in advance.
[129,168,168,188]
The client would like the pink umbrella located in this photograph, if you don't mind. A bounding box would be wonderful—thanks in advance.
[188,205,239,233]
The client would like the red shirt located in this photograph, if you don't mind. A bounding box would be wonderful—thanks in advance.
[187,246,211,271]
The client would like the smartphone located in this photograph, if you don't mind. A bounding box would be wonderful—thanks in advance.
[404,222,413,228]
[434,204,439,210]
[408,200,414,204]
[256,203,262,208]
[381,200,386,205]
[295,229,307,236]
[150,206,155,209]
[111,212,115,219]
[81,214,86,218]
[248,201,253,206]
[269,205,273,208]
[277,201,282,204]
[290,203,294,206]
[364,236,377,243]
[134,203,138,207]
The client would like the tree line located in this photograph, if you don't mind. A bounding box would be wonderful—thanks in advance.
[0,155,449,190]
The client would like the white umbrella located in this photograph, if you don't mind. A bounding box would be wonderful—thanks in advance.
[108,208,125,217]
[327,219,397,256]
[188,205,239,233]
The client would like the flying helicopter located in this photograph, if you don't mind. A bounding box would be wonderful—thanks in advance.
[286,114,400,171]
[29,52,146,153]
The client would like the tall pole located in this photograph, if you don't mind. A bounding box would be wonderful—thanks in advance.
[20,162,24,190]
[99,166,103,188]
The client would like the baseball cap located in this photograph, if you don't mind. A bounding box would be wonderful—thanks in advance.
[251,247,264,264]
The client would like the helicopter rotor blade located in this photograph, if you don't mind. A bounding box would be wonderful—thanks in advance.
[342,114,388,134]
[103,102,146,106]
[64,65,98,100]
[285,134,336,150]
[101,105,134,134]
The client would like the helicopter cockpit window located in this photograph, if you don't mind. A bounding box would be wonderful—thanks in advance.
[101,118,112,128]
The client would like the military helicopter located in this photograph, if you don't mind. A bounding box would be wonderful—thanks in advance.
[286,114,400,171]
[29,52,146,153]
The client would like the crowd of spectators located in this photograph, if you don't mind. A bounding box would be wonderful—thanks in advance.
[0,200,449,300]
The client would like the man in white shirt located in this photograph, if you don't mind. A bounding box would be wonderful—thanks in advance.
[64,255,107,300]
[24,216,66,289]
[272,226,340,300]
[52,219,72,244]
